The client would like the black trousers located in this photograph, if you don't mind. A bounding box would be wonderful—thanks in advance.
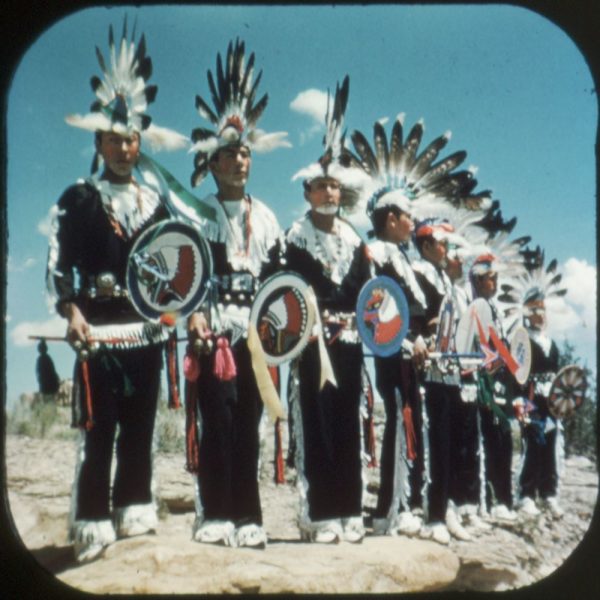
[480,406,513,509]
[374,356,424,518]
[195,341,263,526]
[297,339,363,521]
[449,395,481,507]
[519,423,558,500]
[75,345,162,521]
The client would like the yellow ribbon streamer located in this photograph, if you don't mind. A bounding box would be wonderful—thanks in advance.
[306,287,337,390]
[247,324,286,421]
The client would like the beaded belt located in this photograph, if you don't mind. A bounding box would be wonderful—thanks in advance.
[85,322,172,350]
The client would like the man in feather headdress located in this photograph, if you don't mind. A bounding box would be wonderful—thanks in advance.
[184,39,290,549]
[46,20,187,563]
[468,255,518,523]
[499,249,566,520]
[281,76,372,544]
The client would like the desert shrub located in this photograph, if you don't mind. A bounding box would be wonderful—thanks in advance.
[7,395,73,439]
[153,393,186,454]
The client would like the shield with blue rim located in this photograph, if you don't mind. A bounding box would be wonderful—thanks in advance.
[356,276,409,357]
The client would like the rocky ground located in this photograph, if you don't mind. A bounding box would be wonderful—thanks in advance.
[4,404,599,595]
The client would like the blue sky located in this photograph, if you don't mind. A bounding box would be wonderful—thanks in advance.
[5,4,597,407]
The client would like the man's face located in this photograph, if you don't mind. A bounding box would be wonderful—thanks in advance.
[387,211,413,243]
[445,255,463,281]
[474,272,497,299]
[422,237,447,268]
[210,145,252,190]
[96,131,140,180]
[305,177,341,214]
[525,299,546,331]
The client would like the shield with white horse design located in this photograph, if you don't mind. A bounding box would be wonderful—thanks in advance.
[356,276,409,357]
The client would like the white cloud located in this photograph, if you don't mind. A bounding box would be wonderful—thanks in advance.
[10,315,67,347]
[546,258,596,370]
[290,88,328,123]
[7,256,38,272]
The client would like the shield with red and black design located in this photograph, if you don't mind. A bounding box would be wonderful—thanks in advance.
[356,276,409,357]
[548,365,587,419]
[249,272,315,365]
[126,220,212,320]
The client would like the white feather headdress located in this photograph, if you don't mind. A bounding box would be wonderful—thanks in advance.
[65,17,187,161]
[291,76,369,213]
[497,247,567,334]
[190,38,291,187]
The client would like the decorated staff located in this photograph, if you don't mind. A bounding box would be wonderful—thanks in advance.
[184,39,289,549]
[46,18,187,564]
[498,247,576,520]
[284,76,372,544]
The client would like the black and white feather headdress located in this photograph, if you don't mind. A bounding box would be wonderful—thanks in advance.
[292,76,369,213]
[65,18,187,158]
[346,114,493,223]
[190,38,291,187]
[497,246,567,333]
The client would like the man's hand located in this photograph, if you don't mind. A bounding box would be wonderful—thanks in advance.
[187,312,212,340]
[412,335,429,370]
[63,303,89,347]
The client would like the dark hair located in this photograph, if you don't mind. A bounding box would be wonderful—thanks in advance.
[371,205,403,238]
[94,130,141,146]
[414,232,435,256]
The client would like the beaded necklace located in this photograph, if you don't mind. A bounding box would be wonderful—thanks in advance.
[310,213,344,277]
[102,177,144,240]
[220,194,252,257]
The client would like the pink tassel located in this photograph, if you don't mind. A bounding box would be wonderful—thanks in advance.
[183,349,201,382]
[213,336,237,381]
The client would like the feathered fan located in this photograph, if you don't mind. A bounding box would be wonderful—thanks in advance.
[190,38,291,187]
[65,17,187,159]
[346,114,493,219]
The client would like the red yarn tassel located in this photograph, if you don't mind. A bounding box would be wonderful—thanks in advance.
[402,405,417,461]
[213,336,237,381]
[167,334,181,409]
[267,366,285,484]
[80,360,94,431]
[364,377,377,467]
[274,418,285,484]
[185,380,200,474]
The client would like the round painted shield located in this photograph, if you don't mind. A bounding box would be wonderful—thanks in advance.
[455,298,493,354]
[356,276,409,357]
[548,365,587,419]
[509,326,532,385]
[249,272,315,365]
[126,220,212,320]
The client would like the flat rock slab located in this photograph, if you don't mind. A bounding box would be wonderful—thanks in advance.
[58,529,459,594]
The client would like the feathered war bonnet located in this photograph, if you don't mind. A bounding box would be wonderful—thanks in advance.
[190,38,291,187]
[65,17,188,172]
[496,246,567,334]
[291,76,369,214]
[344,113,495,237]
